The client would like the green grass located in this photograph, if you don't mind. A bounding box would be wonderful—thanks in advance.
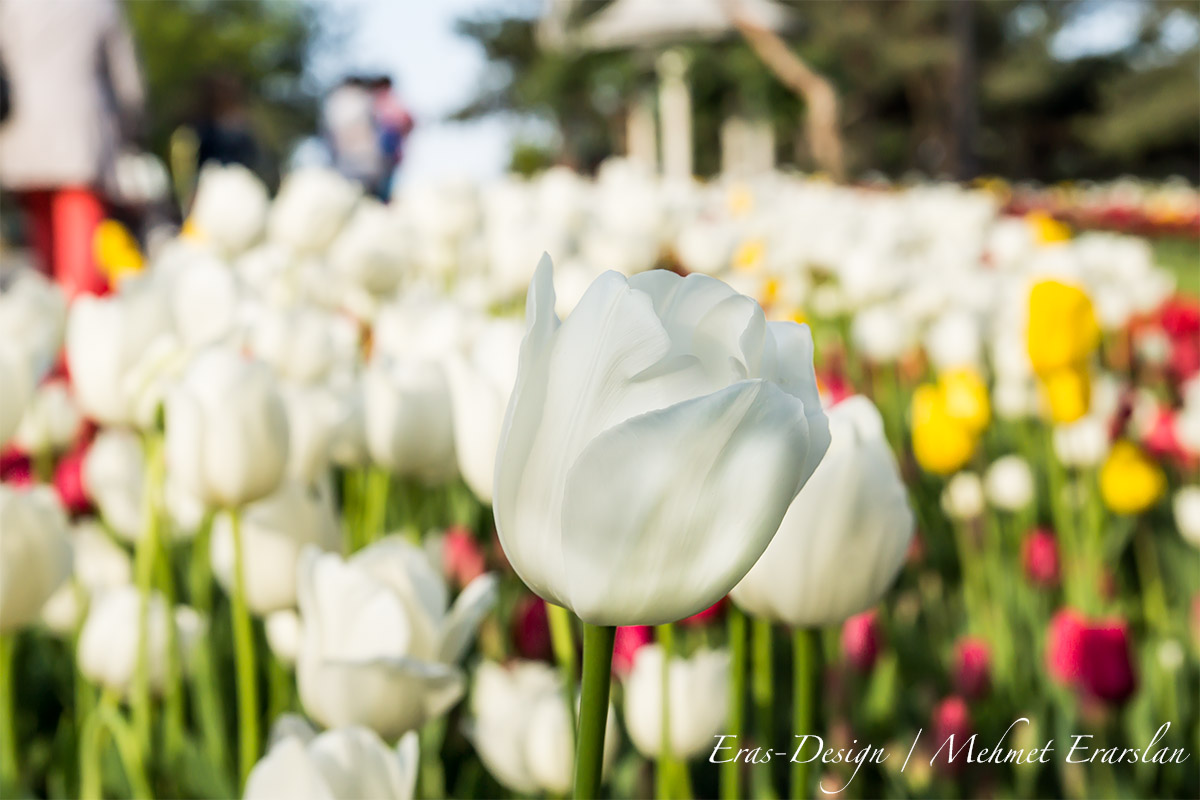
[1153,236,1200,297]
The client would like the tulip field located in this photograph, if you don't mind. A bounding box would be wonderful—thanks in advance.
[1,162,1198,800]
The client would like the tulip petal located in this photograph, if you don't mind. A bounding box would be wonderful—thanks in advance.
[560,379,818,625]
[308,726,413,800]
[305,657,464,740]
[244,736,335,800]
[438,572,498,663]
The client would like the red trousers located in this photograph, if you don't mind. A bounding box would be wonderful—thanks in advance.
[20,187,108,299]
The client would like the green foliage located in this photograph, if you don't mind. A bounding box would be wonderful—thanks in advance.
[124,0,327,186]
[453,0,1199,180]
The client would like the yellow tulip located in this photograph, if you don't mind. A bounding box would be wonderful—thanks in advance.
[911,383,978,475]
[1026,280,1100,375]
[732,238,766,273]
[93,220,144,285]
[1026,210,1072,244]
[1039,366,1091,424]
[1099,441,1165,515]
[938,368,990,433]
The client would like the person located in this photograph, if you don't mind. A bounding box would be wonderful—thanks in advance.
[367,76,413,201]
[0,0,146,300]
[324,76,385,197]
[194,73,259,171]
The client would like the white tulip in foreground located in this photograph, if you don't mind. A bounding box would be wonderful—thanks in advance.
[77,586,203,695]
[296,538,497,738]
[245,716,417,800]
[42,521,133,635]
[624,645,730,760]
[211,481,340,615]
[469,660,619,795]
[66,277,171,427]
[493,256,830,626]
[0,486,73,632]
[731,396,914,627]
[165,348,289,508]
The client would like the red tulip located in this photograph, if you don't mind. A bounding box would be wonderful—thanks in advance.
[1022,528,1060,588]
[0,446,32,488]
[841,610,881,672]
[680,597,726,627]
[511,594,551,661]
[53,446,91,515]
[931,696,972,774]
[1078,620,1136,704]
[1047,608,1086,685]
[612,625,654,677]
[953,637,991,699]
[442,525,486,589]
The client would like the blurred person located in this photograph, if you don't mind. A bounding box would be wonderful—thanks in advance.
[367,75,413,201]
[324,76,383,197]
[0,0,145,299]
[194,73,260,171]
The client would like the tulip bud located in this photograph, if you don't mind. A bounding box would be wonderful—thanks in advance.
[624,645,730,760]
[42,521,132,635]
[0,486,73,632]
[0,447,32,488]
[268,168,360,255]
[840,610,882,672]
[941,471,984,521]
[1079,620,1136,704]
[442,526,486,590]
[984,455,1034,511]
[1046,608,1086,685]
[54,446,91,515]
[470,660,619,795]
[612,625,654,677]
[510,594,552,661]
[931,696,972,774]
[1173,486,1200,548]
[0,344,36,449]
[245,718,418,800]
[14,380,82,456]
[264,609,302,667]
[730,397,911,627]
[952,637,991,699]
[82,429,143,538]
[494,258,829,626]
[1099,440,1165,515]
[296,539,497,738]
[188,163,269,256]
[1021,528,1061,588]
[77,586,203,695]
[165,348,289,508]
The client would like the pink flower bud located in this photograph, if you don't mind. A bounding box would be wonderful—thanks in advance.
[1046,608,1086,685]
[613,625,654,677]
[442,525,486,589]
[510,594,551,661]
[953,637,991,699]
[840,610,881,672]
[1079,619,1136,705]
[1021,528,1060,588]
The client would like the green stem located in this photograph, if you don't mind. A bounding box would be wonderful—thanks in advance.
[81,691,153,800]
[0,635,18,792]
[267,651,293,722]
[418,717,448,800]
[362,467,391,549]
[1134,526,1169,632]
[229,507,260,790]
[751,617,777,799]
[573,623,616,800]
[131,432,163,755]
[188,514,229,783]
[547,603,579,734]
[790,629,816,800]
[155,540,184,765]
[657,623,675,800]
[722,608,747,800]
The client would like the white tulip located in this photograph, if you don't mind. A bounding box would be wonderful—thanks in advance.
[265,609,302,666]
[245,718,417,800]
[211,481,340,615]
[165,349,289,508]
[1174,486,1200,549]
[66,277,171,426]
[42,521,132,635]
[470,660,619,795]
[0,486,72,632]
[82,429,144,542]
[851,305,909,363]
[0,343,36,449]
[730,397,913,626]
[363,359,457,484]
[984,455,1035,511]
[297,538,497,738]
[1052,417,1110,467]
[329,199,407,296]
[167,259,243,349]
[14,380,81,454]
[280,384,344,486]
[0,269,67,382]
[77,586,203,695]
[269,168,360,254]
[941,471,985,521]
[924,310,982,370]
[493,257,830,626]
[188,163,269,255]
[624,645,730,760]
[444,318,524,503]
[250,307,340,385]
